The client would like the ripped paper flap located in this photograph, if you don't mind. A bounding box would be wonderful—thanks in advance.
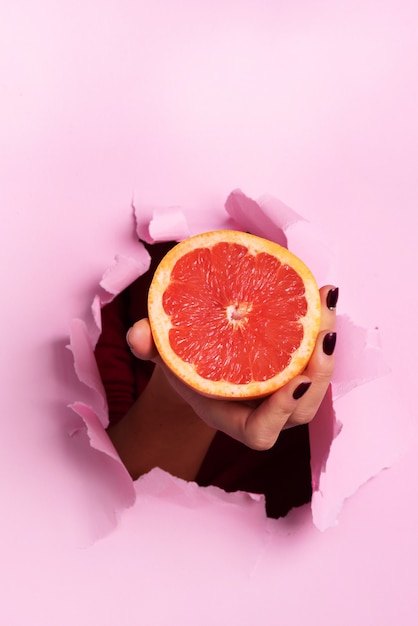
[99,251,151,306]
[148,207,190,242]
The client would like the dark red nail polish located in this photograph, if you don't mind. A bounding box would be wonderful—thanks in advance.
[323,332,337,355]
[326,287,339,310]
[293,381,312,400]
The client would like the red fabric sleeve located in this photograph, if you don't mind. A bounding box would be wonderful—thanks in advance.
[94,289,139,425]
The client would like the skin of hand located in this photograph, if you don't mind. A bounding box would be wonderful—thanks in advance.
[126,285,338,452]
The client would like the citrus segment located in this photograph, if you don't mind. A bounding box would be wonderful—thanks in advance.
[148,230,321,399]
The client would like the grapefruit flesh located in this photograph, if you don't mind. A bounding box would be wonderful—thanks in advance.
[148,230,321,399]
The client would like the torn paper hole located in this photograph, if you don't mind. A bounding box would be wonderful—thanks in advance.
[67,190,398,541]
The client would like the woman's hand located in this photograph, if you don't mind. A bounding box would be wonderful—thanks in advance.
[127,285,338,451]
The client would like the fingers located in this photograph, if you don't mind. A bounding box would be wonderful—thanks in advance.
[185,374,313,450]
[319,285,338,332]
[285,285,338,427]
[237,285,338,444]
[234,375,314,449]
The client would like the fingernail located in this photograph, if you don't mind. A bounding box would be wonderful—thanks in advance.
[126,328,134,351]
[293,381,312,400]
[326,287,339,310]
[323,332,337,356]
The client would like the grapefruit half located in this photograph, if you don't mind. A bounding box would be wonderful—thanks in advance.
[148,230,321,399]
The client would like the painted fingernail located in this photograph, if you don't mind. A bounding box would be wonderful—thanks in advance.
[326,287,339,310]
[323,332,337,356]
[293,381,312,400]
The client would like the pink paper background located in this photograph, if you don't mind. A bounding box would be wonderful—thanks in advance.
[1,1,417,624]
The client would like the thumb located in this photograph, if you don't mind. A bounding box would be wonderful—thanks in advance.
[126,318,158,361]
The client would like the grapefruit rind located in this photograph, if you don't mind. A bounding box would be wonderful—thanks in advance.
[148,230,321,399]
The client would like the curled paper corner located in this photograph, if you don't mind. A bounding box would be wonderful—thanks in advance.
[256,192,307,233]
[148,207,190,242]
[70,402,126,466]
[68,401,136,544]
[225,189,288,246]
[99,252,151,304]
[67,318,108,427]
[134,202,190,244]
[91,295,103,343]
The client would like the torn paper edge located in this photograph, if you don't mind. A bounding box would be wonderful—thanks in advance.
[148,207,190,242]
[67,190,399,539]
[135,205,190,244]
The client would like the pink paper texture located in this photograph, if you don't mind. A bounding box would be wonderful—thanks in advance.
[1,1,418,624]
